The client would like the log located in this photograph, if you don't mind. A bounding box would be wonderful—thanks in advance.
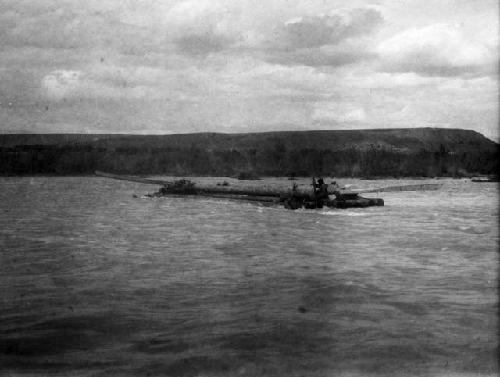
[95,171,311,197]
[95,170,172,185]
[95,171,441,198]
[354,183,442,193]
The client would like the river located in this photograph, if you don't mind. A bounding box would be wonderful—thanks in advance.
[0,177,497,376]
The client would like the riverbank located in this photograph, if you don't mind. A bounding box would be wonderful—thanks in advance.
[1,129,497,178]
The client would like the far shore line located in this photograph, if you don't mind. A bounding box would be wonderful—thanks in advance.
[0,174,491,180]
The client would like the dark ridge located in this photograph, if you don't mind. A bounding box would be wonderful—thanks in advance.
[0,128,497,177]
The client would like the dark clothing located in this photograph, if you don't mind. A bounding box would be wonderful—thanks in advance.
[316,183,329,199]
[313,178,329,208]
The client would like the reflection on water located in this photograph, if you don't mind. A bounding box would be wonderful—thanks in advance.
[0,177,498,376]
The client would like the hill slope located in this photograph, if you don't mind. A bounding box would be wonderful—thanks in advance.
[0,128,497,177]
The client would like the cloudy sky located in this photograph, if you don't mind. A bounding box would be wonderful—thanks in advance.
[0,0,498,140]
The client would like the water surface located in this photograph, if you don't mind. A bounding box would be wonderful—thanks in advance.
[0,177,497,376]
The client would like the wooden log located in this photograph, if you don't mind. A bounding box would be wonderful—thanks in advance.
[95,171,441,199]
[354,183,442,193]
[196,186,299,197]
[196,193,279,203]
[95,171,312,197]
[95,170,172,185]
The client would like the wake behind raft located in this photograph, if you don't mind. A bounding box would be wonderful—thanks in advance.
[95,171,384,210]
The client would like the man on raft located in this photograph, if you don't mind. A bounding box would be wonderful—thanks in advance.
[313,177,329,208]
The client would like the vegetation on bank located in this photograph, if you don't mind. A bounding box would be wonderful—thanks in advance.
[0,129,497,178]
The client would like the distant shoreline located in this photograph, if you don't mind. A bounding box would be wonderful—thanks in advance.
[1,129,497,178]
[0,174,489,180]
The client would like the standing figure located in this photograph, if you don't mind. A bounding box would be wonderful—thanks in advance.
[313,177,329,208]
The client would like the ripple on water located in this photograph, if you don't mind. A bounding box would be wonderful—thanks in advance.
[0,177,497,377]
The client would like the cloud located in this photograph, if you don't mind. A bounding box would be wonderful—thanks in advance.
[312,102,367,123]
[41,70,85,99]
[377,23,497,77]
[0,7,84,49]
[0,2,382,64]
[274,8,383,49]
[264,40,377,67]
[258,8,383,66]
[164,0,243,56]
[0,1,498,142]
[175,32,235,56]
[40,67,172,100]
[0,2,161,55]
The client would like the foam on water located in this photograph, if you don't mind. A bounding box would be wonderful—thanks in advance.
[319,210,369,217]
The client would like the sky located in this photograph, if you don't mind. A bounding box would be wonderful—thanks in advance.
[0,0,498,140]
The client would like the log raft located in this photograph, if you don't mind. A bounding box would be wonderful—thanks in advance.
[94,170,441,210]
